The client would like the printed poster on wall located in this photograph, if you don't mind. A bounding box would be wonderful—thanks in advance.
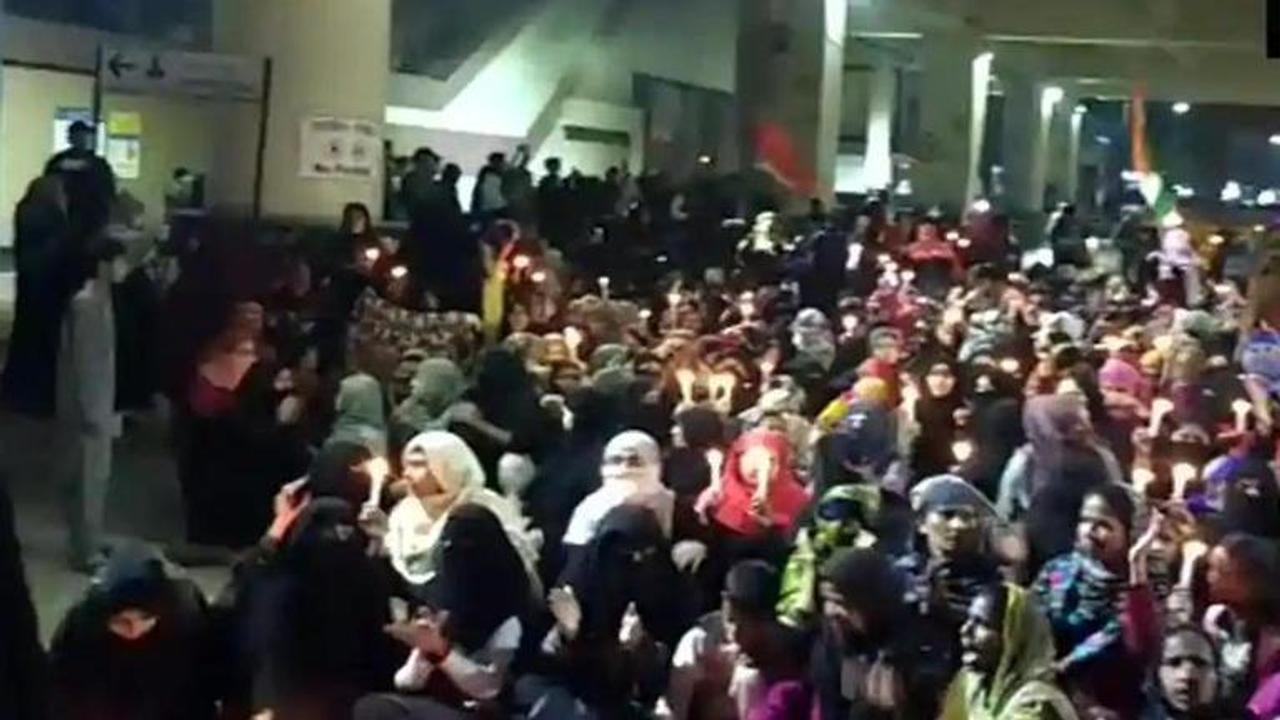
[299,116,380,180]
[105,111,143,180]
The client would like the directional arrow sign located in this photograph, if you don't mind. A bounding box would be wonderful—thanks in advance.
[100,46,263,103]
[108,52,137,78]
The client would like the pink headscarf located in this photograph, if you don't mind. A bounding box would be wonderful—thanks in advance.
[1099,357,1148,399]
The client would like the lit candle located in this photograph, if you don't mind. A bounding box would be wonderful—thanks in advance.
[1172,463,1198,499]
[390,265,409,280]
[532,270,547,284]
[1232,398,1252,434]
[999,357,1020,375]
[366,457,391,508]
[363,247,381,263]
[597,276,611,299]
[512,254,532,270]
[676,368,697,404]
[1149,397,1173,435]
[705,449,724,482]
[952,440,974,464]
[564,326,583,359]
[842,315,859,334]
[1132,467,1155,494]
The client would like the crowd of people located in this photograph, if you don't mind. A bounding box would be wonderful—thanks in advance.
[2,125,1280,720]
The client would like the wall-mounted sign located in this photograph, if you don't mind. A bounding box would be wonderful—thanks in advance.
[299,117,380,180]
[99,46,264,102]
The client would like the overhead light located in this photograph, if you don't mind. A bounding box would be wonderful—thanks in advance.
[1073,104,1088,115]
[894,179,913,196]
[1172,101,1191,115]
[1269,134,1280,147]
[1221,181,1243,202]
[1260,189,1279,207]
[1096,135,1112,146]
[1042,86,1065,107]
[1174,184,1195,199]
[971,198,992,213]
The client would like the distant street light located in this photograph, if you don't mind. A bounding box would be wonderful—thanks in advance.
[1269,134,1280,147]
[1172,101,1191,115]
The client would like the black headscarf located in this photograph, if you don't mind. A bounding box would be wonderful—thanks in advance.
[428,504,531,652]
[307,441,373,508]
[665,407,726,499]
[1219,460,1280,540]
[50,542,215,720]
[963,397,1025,501]
[911,358,963,481]
[559,504,688,646]
[821,548,907,647]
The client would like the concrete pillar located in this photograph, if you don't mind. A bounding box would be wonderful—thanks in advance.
[1028,83,1062,213]
[1047,89,1079,208]
[915,34,989,212]
[1000,72,1037,214]
[1067,105,1084,204]
[863,62,896,191]
[738,0,847,207]
[212,0,391,220]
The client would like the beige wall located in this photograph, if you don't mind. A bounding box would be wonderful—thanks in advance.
[0,66,227,245]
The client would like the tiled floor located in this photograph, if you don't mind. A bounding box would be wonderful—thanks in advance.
[1,407,229,643]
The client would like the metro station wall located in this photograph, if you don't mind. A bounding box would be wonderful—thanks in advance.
[0,66,222,245]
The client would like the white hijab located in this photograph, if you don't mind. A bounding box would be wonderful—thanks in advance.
[386,431,542,588]
[564,430,673,545]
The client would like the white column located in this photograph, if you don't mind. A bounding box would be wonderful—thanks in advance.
[967,50,994,204]
[814,0,848,203]
[212,0,391,220]
[1067,105,1084,204]
[1028,84,1062,213]
[1047,89,1079,207]
[1000,72,1037,213]
[915,34,986,212]
[863,62,896,191]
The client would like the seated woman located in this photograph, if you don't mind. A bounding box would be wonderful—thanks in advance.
[563,430,674,554]
[383,432,541,597]
[326,371,389,456]
[49,543,217,720]
[942,583,1077,720]
[519,504,693,720]
[1032,485,1160,717]
[356,504,531,719]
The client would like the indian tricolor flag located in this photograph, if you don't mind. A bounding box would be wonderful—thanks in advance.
[1130,89,1182,227]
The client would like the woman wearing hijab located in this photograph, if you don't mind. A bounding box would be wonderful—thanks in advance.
[523,389,624,584]
[699,429,810,572]
[176,301,311,549]
[778,483,881,628]
[941,583,1078,720]
[465,348,557,481]
[2,175,72,417]
[901,476,1004,634]
[521,504,692,720]
[237,499,396,720]
[998,394,1122,570]
[909,358,964,483]
[666,407,728,541]
[564,431,675,553]
[1032,485,1160,717]
[356,504,531,719]
[384,431,541,595]
[812,548,951,720]
[327,372,389,456]
[49,543,217,720]
[393,358,471,441]
[963,395,1024,503]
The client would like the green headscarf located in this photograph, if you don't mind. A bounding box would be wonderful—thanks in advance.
[394,358,468,432]
[942,584,1078,720]
[778,484,880,626]
[327,373,388,456]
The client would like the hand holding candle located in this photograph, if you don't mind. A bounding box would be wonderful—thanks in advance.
[676,368,697,404]
[1232,398,1253,434]
[564,326,584,360]
[365,457,391,508]
[1172,463,1197,500]
[1149,397,1173,435]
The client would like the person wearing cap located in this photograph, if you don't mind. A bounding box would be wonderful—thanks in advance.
[900,475,1004,633]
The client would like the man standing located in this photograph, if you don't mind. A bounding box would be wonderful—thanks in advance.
[44,121,116,274]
